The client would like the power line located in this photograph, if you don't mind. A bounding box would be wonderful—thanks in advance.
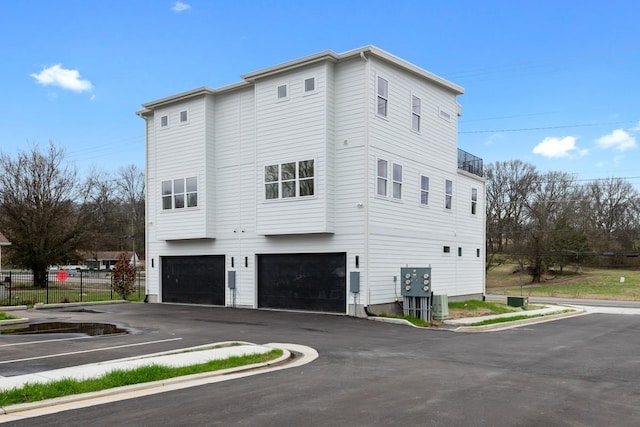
[459,121,634,134]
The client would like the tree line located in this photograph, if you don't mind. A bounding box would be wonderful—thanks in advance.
[0,142,144,287]
[486,159,640,282]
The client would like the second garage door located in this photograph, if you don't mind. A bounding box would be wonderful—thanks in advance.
[257,253,346,313]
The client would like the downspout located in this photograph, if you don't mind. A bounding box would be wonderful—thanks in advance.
[361,50,371,311]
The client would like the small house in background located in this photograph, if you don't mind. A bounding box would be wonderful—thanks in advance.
[81,251,139,271]
[0,232,10,271]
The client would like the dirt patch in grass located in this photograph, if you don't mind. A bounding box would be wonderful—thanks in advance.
[447,308,497,319]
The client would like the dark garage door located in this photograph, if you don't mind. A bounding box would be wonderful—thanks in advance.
[258,253,346,313]
[162,255,225,305]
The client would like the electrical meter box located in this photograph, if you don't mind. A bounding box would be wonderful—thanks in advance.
[400,267,432,297]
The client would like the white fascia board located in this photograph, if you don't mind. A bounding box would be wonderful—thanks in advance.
[357,46,464,95]
[141,81,252,111]
[241,50,340,81]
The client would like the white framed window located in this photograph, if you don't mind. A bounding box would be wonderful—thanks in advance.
[476,248,481,258]
[264,160,314,200]
[439,108,451,122]
[276,84,288,101]
[471,188,478,215]
[443,245,451,254]
[160,115,169,128]
[377,76,388,117]
[458,247,463,257]
[179,110,189,124]
[304,77,316,94]
[376,158,388,197]
[411,95,421,131]
[392,163,402,200]
[161,177,198,210]
[445,179,453,210]
[420,175,429,205]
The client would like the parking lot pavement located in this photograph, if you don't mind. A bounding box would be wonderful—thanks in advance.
[2,302,640,426]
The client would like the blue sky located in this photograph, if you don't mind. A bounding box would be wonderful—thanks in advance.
[1,0,639,185]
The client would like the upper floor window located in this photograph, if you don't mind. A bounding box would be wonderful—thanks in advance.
[411,95,421,131]
[160,115,168,128]
[420,175,429,205]
[304,77,315,93]
[471,188,478,215]
[264,160,314,200]
[445,179,453,210]
[377,76,388,117]
[162,177,198,210]
[179,110,188,124]
[376,159,388,197]
[392,163,402,200]
[277,84,288,100]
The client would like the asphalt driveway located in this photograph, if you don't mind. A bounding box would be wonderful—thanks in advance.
[2,303,639,426]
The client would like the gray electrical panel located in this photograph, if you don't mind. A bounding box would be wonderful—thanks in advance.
[400,267,432,297]
[350,271,360,293]
[227,271,236,289]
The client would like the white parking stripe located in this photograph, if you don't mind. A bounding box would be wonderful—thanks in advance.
[0,338,183,364]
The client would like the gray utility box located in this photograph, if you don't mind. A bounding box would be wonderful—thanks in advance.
[432,294,449,320]
[400,267,432,297]
[507,296,528,308]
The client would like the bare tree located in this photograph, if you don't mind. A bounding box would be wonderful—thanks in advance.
[523,171,577,282]
[0,142,96,287]
[115,164,145,261]
[485,160,537,269]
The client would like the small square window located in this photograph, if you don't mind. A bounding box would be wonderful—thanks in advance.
[277,84,287,99]
[304,77,315,93]
[160,116,168,127]
[180,110,188,123]
[443,246,451,254]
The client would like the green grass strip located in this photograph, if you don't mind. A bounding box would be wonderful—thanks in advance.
[0,312,18,321]
[0,348,282,407]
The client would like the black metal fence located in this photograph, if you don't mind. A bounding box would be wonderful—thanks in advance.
[0,270,145,307]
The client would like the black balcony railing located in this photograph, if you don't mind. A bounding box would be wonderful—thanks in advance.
[458,148,483,177]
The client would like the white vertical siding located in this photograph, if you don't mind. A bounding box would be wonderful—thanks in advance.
[255,63,333,235]
[143,49,484,311]
[154,96,214,240]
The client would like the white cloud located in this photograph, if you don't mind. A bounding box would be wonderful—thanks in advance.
[596,129,636,151]
[31,64,93,92]
[172,1,191,12]
[532,136,580,158]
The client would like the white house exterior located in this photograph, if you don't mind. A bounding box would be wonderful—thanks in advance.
[137,46,485,316]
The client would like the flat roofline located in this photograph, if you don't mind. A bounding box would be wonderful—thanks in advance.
[139,45,463,113]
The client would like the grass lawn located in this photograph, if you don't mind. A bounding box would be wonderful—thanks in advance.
[0,312,18,320]
[487,263,640,300]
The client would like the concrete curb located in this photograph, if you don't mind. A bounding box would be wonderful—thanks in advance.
[0,317,29,330]
[0,343,295,417]
[367,305,585,332]
[34,300,129,310]
[0,306,28,312]
[451,309,587,332]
